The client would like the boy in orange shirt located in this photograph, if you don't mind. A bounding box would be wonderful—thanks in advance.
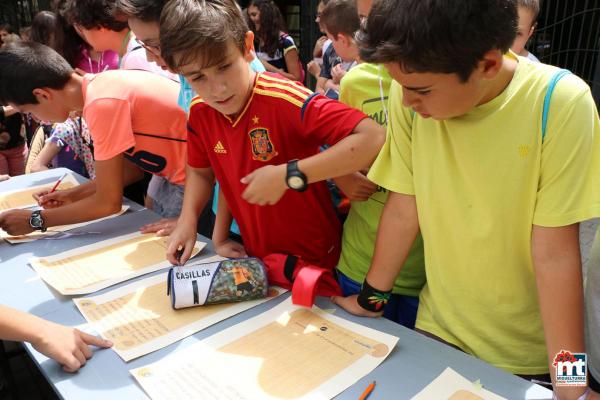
[0,41,187,234]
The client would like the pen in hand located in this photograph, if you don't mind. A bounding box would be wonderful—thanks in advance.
[49,172,68,194]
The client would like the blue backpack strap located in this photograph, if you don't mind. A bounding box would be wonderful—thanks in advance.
[541,69,571,142]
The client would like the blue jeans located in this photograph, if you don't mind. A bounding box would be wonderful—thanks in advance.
[337,271,419,329]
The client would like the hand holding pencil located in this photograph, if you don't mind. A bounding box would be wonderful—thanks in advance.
[34,173,74,209]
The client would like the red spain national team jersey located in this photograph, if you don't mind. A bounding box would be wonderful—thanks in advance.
[187,73,368,268]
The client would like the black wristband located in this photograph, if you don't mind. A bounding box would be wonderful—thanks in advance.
[357,280,391,312]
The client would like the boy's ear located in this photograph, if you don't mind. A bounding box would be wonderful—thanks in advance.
[340,33,355,47]
[528,22,537,38]
[479,50,504,79]
[32,88,53,103]
[243,31,255,62]
[339,33,349,46]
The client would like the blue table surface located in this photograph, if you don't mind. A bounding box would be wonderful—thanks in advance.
[0,169,549,399]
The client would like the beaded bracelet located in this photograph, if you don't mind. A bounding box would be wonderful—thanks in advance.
[357,279,391,312]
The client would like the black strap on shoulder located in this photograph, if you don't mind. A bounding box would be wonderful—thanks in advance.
[300,92,320,121]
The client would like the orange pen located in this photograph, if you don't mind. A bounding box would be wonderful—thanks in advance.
[359,381,376,400]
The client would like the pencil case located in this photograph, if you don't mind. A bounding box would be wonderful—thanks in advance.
[167,257,269,309]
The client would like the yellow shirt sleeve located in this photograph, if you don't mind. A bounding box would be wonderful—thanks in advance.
[533,74,600,226]
[367,81,415,195]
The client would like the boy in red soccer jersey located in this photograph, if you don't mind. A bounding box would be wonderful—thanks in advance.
[159,0,385,275]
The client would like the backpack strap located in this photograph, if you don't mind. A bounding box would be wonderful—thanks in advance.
[542,69,571,142]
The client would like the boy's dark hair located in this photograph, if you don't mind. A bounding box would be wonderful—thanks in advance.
[0,23,14,34]
[517,0,540,21]
[0,41,73,105]
[248,0,286,57]
[62,0,128,31]
[358,0,518,82]
[160,0,249,72]
[320,0,360,38]
[114,0,166,22]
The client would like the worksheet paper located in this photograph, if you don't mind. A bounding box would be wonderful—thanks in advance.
[130,298,399,400]
[0,174,78,212]
[1,205,129,243]
[411,367,506,400]
[74,258,287,361]
[29,232,205,295]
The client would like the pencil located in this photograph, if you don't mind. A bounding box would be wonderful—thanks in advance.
[359,381,375,400]
[49,172,68,193]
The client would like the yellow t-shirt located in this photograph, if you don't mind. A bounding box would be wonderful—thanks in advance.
[338,63,425,297]
[368,56,600,374]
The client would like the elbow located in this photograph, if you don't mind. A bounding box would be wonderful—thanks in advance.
[30,163,45,173]
[374,126,386,150]
[106,202,123,215]
[367,124,386,160]
[97,198,123,216]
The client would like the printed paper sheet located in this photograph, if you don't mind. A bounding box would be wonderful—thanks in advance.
[74,257,287,361]
[29,232,205,295]
[1,205,130,243]
[130,298,399,400]
[0,174,78,212]
[411,368,506,400]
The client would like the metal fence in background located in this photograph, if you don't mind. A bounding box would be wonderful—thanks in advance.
[0,0,50,33]
[529,0,600,104]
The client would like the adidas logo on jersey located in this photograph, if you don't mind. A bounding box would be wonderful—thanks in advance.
[214,141,227,154]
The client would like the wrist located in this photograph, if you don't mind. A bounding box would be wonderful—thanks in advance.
[212,234,230,247]
[554,387,589,400]
[178,215,197,230]
[285,160,307,192]
[357,279,392,312]
[25,315,48,346]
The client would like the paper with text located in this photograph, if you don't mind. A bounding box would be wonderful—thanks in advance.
[1,205,130,243]
[130,298,398,399]
[74,258,287,361]
[0,174,78,212]
[29,232,205,295]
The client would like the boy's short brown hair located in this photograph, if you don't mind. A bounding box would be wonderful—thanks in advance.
[160,0,248,72]
[320,0,360,38]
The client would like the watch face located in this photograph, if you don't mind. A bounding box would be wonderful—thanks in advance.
[288,176,305,189]
[30,212,43,229]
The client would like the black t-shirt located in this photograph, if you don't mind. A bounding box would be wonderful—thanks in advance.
[0,107,24,150]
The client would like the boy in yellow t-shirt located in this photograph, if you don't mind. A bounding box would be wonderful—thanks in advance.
[320,0,425,329]
[332,0,600,397]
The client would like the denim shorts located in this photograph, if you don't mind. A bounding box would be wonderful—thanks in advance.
[147,175,184,218]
